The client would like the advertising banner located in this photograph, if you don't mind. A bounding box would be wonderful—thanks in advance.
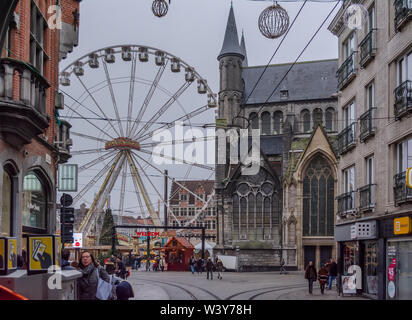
[0,238,4,272]
[0,237,17,275]
[342,275,357,294]
[27,235,54,275]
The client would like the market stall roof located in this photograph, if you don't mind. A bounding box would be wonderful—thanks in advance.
[194,241,215,250]
[164,237,195,249]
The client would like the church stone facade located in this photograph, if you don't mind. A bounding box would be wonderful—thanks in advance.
[214,5,340,271]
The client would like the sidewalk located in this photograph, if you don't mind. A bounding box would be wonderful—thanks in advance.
[275,285,371,300]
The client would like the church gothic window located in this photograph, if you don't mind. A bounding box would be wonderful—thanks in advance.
[231,169,280,241]
[313,108,323,127]
[325,108,335,131]
[302,154,334,237]
[301,110,311,133]
[261,112,271,135]
[273,111,283,135]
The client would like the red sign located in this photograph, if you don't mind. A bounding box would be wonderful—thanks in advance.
[136,231,160,237]
[392,258,397,266]
[388,264,396,282]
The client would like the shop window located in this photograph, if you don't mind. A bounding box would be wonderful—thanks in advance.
[22,171,47,232]
[386,240,412,300]
[364,241,378,295]
[302,154,335,236]
[343,242,358,274]
[1,170,12,236]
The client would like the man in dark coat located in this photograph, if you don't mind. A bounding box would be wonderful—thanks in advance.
[206,257,214,280]
[327,258,338,290]
[116,256,127,279]
[304,261,317,294]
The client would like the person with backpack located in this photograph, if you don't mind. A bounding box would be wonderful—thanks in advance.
[105,262,134,300]
[115,256,127,279]
[318,263,329,295]
[77,251,111,300]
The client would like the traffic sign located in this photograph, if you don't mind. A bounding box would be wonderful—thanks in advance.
[407,168,412,189]
[60,193,73,207]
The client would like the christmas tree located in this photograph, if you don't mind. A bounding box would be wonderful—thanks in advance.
[99,208,119,246]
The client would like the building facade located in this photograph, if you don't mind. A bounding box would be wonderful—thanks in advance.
[0,0,81,298]
[329,0,412,300]
[169,180,216,245]
[214,5,339,271]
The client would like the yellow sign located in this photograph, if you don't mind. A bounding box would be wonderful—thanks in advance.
[216,118,227,129]
[407,168,412,189]
[394,217,412,235]
[8,238,17,270]
[54,236,61,267]
[0,239,4,272]
[28,235,54,274]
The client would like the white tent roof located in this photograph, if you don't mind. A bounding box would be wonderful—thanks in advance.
[194,241,215,250]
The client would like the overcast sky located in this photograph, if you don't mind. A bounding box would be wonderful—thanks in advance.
[60,0,341,219]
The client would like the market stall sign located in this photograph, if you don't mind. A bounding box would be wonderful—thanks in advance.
[394,217,412,235]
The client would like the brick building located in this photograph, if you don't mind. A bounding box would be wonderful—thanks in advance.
[0,0,81,298]
[169,180,216,245]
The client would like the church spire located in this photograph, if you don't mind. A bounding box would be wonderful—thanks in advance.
[217,4,244,61]
[240,30,248,67]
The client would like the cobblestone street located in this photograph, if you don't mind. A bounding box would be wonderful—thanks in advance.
[128,270,369,300]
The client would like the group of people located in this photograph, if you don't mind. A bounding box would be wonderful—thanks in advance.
[62,249,134,300]
[189,256,224,280]
[304,258,338,295]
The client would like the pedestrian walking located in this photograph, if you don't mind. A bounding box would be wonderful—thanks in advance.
[206,257,214,280]
[318,264,329,294]
[116,256,127,279]
[327,258,338,290]
[189,256,196,274]
[196,258,203,274]
[280,258,287,274]
[159,256,166,272]
[304,261,317,294]
[77,251,111,300]
[216,259,224,280]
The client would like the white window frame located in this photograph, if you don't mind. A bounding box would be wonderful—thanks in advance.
[397,137,412,173]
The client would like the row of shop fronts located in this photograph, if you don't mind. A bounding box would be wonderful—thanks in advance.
[335,215,412,300]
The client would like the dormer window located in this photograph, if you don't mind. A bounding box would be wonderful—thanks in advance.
[180,194,187,201]
[280,90,289,100]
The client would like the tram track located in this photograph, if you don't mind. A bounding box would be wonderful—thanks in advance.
[225,284,307,300]
[133,276,221,300]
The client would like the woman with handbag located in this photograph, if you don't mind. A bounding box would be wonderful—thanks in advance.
[304,261,317,294]
[77,251,111,300]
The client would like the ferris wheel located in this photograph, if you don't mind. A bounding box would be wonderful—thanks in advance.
[58,44,217,238]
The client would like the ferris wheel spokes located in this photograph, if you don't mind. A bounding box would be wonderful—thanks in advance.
[72,152,119,206]
[78,150,117,172]
[118,157,128,225]
[126,53,138,138]
[75,75,122,137]
[136,104,210,143]
[139,135,215,149]
[102,60,125,137]
[78,152,123,232]
[71,131,108,143]
[128,60,169,139]
[134,81,192,140]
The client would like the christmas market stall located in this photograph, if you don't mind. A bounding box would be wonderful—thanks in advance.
[162,237,194,271]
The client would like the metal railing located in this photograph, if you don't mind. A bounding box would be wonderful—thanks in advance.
[359,29,376,67]
[337,191,356,215]
[394,80,412,119]
[337,122,356,155]
[394,171,412,206]
[394,0,412,30]
[359,108,376,142]
[359,184,375,211]
[337,52,357,89]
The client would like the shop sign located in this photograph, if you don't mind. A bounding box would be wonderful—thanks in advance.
[342,275,357,294]
[0,237,17,275]
[388,281,396,299]
[387,246,397,256]
[392,258,397,266]
[388,264,396,282]
[73,233,83,248]
[27,235,60,275]
[406,168,412,189]
[58,164,78,192]
[394,217,411,235]
[350,225,357,239]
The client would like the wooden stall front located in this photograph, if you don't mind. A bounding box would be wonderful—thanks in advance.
[162,237,194,271]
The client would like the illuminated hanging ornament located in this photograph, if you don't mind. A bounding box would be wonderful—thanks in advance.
[258,2,290,39]
[152,0,169,18]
